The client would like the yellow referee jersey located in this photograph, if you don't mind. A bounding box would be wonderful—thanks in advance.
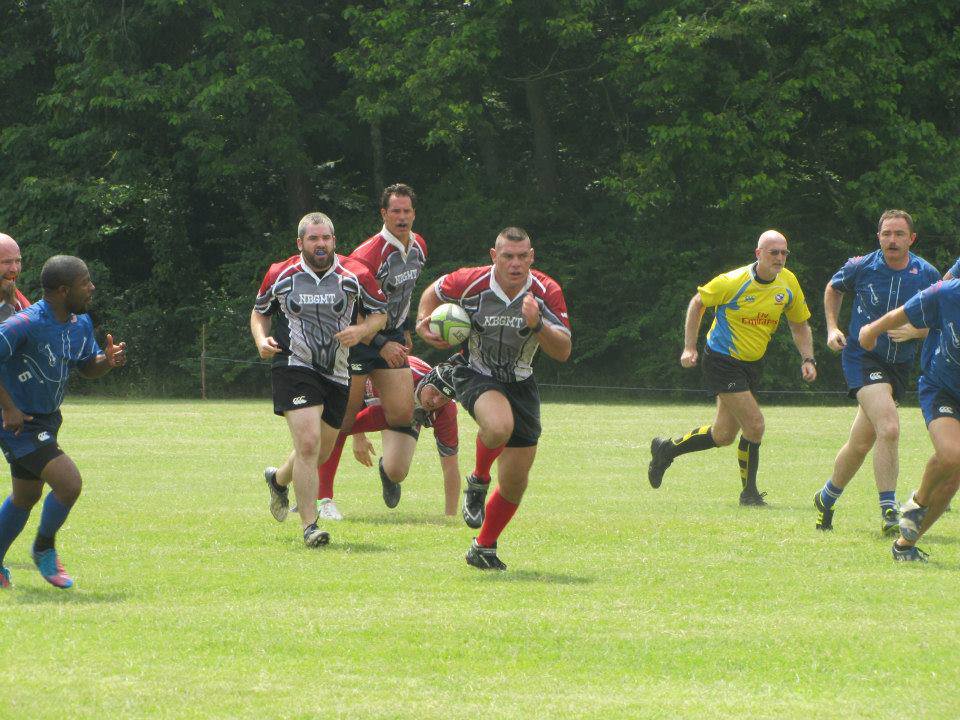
[699,264,811,362]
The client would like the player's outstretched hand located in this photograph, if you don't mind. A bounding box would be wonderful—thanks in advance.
[415,316,451,350]
[352,434,375,467]
[1,406,33,436]
[257,336,282,359]
[105,334,127,368]
[827,329,846,352]
[886,324,923,342]
[680,348,698,368]
[858,324,878,351]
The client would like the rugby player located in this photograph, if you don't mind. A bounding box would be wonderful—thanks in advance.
[0,233,30,321]
[859,279,960,561]
[0,255,126,590]
[251,212,387,547]
[311,356,461,518]
[814,210,939,533]
[648,230,816,504]
[417,226,572,570]
[339,184,427,511]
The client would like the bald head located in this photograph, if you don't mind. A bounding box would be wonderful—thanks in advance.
[0,233,22,302]
[757,230,787,250]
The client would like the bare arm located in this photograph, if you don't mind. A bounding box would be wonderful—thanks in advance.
[681,293,705,367]
[788,320,817,382]
[335,310,387,349]
[250,309,282,359]
[859,307,912,351]
[77,333,127,380]
[439,454,461,516]
[522,294,571,362]
[823,283,846,351]
[0,380,31,435]
[415,283,451,349]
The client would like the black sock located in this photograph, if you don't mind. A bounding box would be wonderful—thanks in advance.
[737,436,761,493]
[379,458,395,485]
[33,533,55,553]
[670,425,718,458]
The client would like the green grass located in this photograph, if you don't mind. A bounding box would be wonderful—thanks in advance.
[1,399,958,719]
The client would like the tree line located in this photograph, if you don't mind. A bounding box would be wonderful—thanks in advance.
[2,0,958,397]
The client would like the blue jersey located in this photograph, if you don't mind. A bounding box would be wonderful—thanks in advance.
[949,257,960,279]
[0,300,101,415]
[830,249,939,364]
[904,280,960,394]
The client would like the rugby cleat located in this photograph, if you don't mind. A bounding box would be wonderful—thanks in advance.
[739,489,768,507]
[379,458,401,509]
[465,538,506,571]
[318,498,343,521]
[647,437,674,489]
[0,566,10,589]
[814,491,834,530]
[898,492,928,542]
[462,475,489,529]
[891,542,928,563]
[32,548,73,589]
[303,523,330,547]
[264,466,289,522]
[881,507,900,536]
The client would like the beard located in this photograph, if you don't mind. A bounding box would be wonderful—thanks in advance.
[0,280,16,304]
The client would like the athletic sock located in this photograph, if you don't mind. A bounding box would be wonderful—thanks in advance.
[34,492,73,552]
[670,425,718,458]
[0,496,31,565]
[879,490,897,514]
[476,488,519,546]
[819,480,844,509]
[317,433,347,500]
[473,437,504,484]
[737,436,761,493]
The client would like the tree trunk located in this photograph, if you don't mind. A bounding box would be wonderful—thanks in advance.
[370,121,385,197]
[523,76,558,199]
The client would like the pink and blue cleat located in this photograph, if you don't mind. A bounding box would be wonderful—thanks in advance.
[32,548,73,589]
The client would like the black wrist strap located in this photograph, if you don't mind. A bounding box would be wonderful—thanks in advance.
[370,333,388,350]
[802,357,816,366]
[532,316,544,333]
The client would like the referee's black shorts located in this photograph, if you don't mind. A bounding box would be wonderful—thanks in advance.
[702,346,763,397]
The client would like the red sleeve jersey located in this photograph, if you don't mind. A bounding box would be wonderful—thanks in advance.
[434,266,570,383]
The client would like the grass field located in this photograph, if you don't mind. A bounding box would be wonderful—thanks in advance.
[1,398,958,719]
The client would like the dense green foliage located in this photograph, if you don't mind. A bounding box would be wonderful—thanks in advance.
[2,1,959,395]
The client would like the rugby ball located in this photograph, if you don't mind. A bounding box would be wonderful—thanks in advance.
[429,303,471,345]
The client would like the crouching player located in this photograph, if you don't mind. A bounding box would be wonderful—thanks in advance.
[417,227,571,570]
[313,356,461,518]
[0,256,126,589]
[859,279,960,561]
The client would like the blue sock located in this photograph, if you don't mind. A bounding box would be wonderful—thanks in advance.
[819,480,843,509]
[0,496,32,565]
[879,490,897,513]
[34,492,73,550]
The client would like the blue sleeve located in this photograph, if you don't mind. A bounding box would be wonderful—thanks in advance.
[950,258,960,279]
[0,313,31,364]
[830,256,861,292]
[903,282,942,330]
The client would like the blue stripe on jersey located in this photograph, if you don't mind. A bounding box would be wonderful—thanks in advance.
[707,279,752,356]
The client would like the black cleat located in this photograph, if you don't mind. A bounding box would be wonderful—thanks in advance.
[379,457,401,509]
[648,437,674,489]
[465,538,506,570]
[739,489,768,507]
[891,541,928,562]
[303,523,330,547]
[814,491,834,530]
[264,466,289,522]
[462,474,489,529]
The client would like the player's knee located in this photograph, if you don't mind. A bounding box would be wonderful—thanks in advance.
[384,407,413,428]
[742,415,764,441]
[483,422,513,448]
[935,446,960,471]
[711,428,736,447]
[382,458,408,483]
[874,420,899,445]
[12,483,42,508]
[293,435,322,462]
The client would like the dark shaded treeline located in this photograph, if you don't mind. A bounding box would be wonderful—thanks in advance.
[2,0,958,396]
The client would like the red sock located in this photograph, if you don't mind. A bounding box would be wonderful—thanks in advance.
[316,406,390,499]
[473,437,504,483]
[476,488,519,546]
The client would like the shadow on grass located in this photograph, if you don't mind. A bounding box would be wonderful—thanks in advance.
[325,542,390,554]
[12,587,128,604]
[475,569,595,585]
[347,514,458,528]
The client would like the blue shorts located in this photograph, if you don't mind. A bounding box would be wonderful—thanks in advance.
[918,376,960,427]
[348,328,408,375]
[841,350,911,402]
[0,411,65,480]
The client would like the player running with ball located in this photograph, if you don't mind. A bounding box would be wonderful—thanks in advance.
[416,227,571,570]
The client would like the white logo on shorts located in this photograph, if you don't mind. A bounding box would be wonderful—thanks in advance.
[292,395,307,406]
[350,363,364,372]
[37,431,51,442]
[727,382,737,389]
[869,371,883,381]
[938,405,955,415]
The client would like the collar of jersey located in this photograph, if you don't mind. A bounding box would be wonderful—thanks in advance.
[299,253,339,283]
[489,267,533,305]
[380,225,414,258]
[750,262,776,285]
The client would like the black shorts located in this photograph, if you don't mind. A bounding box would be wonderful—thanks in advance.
[348,328,408,375]
[271,366,349,428]
[452,366,541,447]
[702,347,763,397]
[843,353,911,402]
[0,411,65,481]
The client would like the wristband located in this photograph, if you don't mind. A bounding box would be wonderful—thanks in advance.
[531,316,544,333]
[802,357,816,367]
[370,333,388,350]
